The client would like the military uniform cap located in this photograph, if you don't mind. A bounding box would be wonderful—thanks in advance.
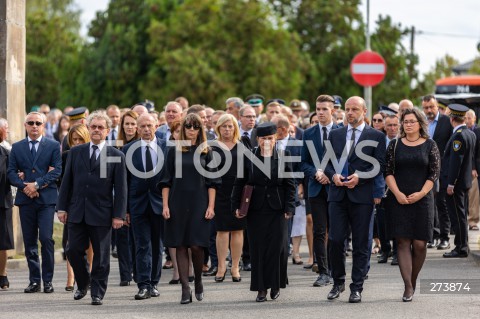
[448,104,469,117]
[289,99,302,111]
[66,107,88,120]
[266,98,285,106]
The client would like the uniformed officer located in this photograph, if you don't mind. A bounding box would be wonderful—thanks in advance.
[62,107,88,151]
[440,104,476,258]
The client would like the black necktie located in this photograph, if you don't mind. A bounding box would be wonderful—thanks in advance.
[322,126,328,149]
[243,132,249,138]
[111,129,116,140]
[30,140,38,159]
[145,145,153,172]
[348,128,356,158]
[90,145,98,168]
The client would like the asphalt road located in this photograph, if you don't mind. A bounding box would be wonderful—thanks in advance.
[1,240,480,319]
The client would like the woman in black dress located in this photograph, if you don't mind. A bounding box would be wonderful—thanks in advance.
[385,108,440,302]
[158,113,220,304]
[211,114,246,282]
[232,122,296,302]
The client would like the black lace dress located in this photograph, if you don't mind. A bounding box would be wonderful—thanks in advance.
[384,138,440,241]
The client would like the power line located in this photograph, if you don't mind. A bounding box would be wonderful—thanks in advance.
[416,30,479,39]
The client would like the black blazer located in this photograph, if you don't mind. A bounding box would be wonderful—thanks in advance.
[440,125,476,190]
[0,146,13,208]
[432,114,453,156]
[324,125,386,204]
[231,148,296,214]
[57,143,128,227]
[472,127,480,171]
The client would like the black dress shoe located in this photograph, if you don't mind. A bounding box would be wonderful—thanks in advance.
[24,282,41,293]
[443,250,468,258]
[427,239,439,248]
[270,289,280,300]
[203,266,218,277]
[111,248,118,259]
[391,255,399,266]
[378,253,389,263]
[43,282,54,293]
[0,275,9,290]
[327,284,345,300]
[313,273,331,287]
[243,263,252,271]
[150,286,160,297]
[180,289,192,304]
[256,291,267,302]
[91,296,103,305]
[169,279,180,285]
[349,291,362,303]
[135,288,151,300]
[74,289,88,300]
[188,276,194,282]
[437,240,450,250]
[119,281,131,286]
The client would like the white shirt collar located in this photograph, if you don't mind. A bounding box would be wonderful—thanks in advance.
[28,135,43,143]
[319,121,334,130]
[453,124,466,133]
[141,137,158,149]
[347,122,366,133]
[90,140,106,152]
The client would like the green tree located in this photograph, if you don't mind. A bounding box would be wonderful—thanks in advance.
[141,0,307,108]
[370,15,417,108]
[26,0,83,109]
[468,57,480,74]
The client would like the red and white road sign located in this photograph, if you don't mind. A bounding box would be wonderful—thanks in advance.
[350,50,386,87]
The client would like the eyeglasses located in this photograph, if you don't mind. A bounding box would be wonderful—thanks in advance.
[372,118,383,122]
[26,121,43,126]
[184,123,201,130]
[402,120,418,126]
[90,125,106,130]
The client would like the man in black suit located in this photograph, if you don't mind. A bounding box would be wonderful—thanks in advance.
[324,96,386,303]
[440,104,476,258]
[122,114,166,300]
[7,112,62,293]
[57,111,127,306]
[239,105,258,149]
[422,95,453,249]
[301,94,339,287]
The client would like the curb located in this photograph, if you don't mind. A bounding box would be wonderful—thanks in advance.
[6,250,65,270]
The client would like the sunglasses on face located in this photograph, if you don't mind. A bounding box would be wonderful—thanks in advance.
[90,125,106,131]
[372,118,383,122]
[184,123,201,130]
[26,121,43,126]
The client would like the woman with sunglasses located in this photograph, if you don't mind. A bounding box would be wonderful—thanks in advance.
[372,112,386,134]
[158,113,220,304]
[232,122,296,302]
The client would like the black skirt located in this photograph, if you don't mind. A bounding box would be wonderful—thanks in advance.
[247,206,288,291]
[0,207,14,250]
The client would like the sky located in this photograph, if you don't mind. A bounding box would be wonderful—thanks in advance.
[77,0,480,75]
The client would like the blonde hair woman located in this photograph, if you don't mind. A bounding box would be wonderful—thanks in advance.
[211,114,245,282]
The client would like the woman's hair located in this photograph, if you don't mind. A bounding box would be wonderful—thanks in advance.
[215,113,240,142]
[169,120,182,141]
[178,113,207,153]
[58,115,70,133]
[399,108,429,139]
[67,123,90,147]
[118,110,139,143]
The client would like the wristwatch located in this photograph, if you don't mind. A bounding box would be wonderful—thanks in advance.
[34,181,40,190]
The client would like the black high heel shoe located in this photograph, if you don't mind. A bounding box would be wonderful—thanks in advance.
[169,278,180,285]
[231,269,241,282]
[256,290,267,302]
[292,256,303,265]
[214,270,227,282]
[180,289,192,304]
[0,275,9,290]
[195,282,204,301]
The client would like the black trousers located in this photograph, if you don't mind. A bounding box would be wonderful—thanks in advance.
[446,188,469,253]
[67,222,111,299]
[116,225,134,282]
[329,198,373,293]
[131,204,163,289]
[309,188,330,275]
[436,188,451,241]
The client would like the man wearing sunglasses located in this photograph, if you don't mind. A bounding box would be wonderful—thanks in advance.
[7,112,62,294]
